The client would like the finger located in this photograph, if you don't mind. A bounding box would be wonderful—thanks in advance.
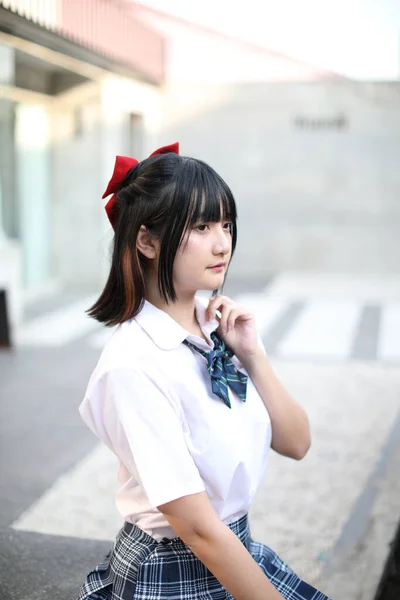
[227,309,242,332]
[217,295,233,305]
[227,307,252,331]
[205,297,217,322]
[206,295,230,321]
[209,295,233,309]
[206,295,233,319]
[218,304,231,334]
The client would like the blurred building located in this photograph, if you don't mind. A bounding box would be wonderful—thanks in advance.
[134,4,338,84]
[1,1,399,333]
[0,0,164,328]
[135,5,400,283]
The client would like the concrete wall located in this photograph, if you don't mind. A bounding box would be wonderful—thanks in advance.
[51,76,162,288]
[52,94,103,289]
[161,80,400,277]
[0,99,16,239]
[0,44,23,328]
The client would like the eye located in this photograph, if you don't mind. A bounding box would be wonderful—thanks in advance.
[223,222,233,231]
[195,223,209,232]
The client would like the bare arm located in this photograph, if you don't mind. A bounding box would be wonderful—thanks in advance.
[204,294,311,461]
[158,491,285,600]
[241,349,311,460]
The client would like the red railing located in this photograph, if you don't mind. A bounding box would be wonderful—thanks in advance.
[0,0,164,82]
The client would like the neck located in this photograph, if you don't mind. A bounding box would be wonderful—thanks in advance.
[145,278,200,333]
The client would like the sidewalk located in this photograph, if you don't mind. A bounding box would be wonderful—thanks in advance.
[1,272,400,599]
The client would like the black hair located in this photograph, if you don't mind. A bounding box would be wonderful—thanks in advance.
[87,152,238,326]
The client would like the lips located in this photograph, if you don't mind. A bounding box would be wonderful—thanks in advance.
[209,263,226,268]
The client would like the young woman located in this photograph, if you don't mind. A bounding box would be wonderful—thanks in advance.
[77,143,331,600]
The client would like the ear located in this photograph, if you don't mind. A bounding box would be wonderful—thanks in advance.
[136,225,159,259]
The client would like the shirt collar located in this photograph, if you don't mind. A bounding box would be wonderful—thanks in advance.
[133,295,219,351]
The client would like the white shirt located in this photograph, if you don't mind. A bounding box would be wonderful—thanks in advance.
[79,296,272,541]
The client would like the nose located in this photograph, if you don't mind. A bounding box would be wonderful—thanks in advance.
[212,223,231,256]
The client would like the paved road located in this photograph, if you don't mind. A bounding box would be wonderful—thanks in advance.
[1,273,400,600]
[14,274,400,363]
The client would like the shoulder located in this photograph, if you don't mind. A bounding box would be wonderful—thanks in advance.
[79,362,183,441]
[81,330,179,417]
[95,317,165,373]
[84,359,173,409]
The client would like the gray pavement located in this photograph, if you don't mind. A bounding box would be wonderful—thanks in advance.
[0,342,103,600]
[1,273,400,600]
[0,528,110,600]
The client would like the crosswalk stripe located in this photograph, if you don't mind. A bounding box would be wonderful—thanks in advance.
[275,300,362,360]
[350,305,380,361]
[12,293,400,363]
[235,294,290,334]
[15,296,100,347]
[262,301,305,355]
[378,303,400,361]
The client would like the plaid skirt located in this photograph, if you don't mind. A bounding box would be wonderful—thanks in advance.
[77,513,331,600]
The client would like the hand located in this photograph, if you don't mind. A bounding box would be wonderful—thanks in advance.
[205,295,261,362]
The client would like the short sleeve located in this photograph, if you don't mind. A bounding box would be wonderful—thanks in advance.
[80,367,206,509]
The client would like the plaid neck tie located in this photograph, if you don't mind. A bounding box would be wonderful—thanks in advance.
[183,331,248,409]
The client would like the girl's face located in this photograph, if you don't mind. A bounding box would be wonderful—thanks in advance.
[173,219,233,296]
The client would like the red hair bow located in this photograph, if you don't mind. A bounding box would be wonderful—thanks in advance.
[102,142,180,228]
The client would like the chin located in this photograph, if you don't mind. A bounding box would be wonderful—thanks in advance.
[204,275,225,289]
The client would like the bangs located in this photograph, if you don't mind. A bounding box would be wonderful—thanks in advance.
[178,158,237,232]
[157,155,238,303]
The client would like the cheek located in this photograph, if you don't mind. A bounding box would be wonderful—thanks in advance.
[177,236,202,262]
[173,240,206,279]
